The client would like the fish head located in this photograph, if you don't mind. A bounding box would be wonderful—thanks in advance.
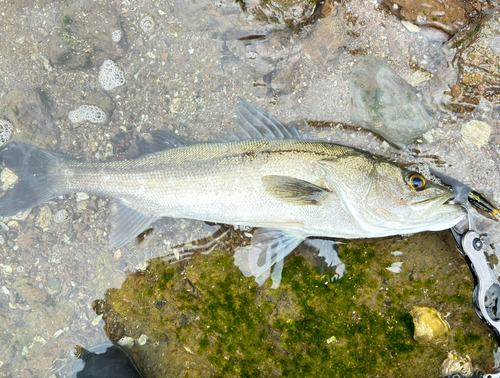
[320,154,466,236]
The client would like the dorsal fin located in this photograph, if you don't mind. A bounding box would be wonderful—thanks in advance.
[139,100,300,152]
[230,98,300,141]
[138,130,193,155]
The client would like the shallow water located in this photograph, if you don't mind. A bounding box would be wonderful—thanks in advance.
[0,0,499,377]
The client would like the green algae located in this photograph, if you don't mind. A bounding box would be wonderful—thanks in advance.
[93,231,497,377]
[58,15,75,46]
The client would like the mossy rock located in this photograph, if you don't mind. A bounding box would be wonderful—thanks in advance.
[94,231,496,377]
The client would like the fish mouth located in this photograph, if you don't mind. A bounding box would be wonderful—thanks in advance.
[411,192,455,212]
[411,192,466,223]
[428,197,467,223]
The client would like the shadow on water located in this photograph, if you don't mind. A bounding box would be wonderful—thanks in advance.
[0,0,499,377]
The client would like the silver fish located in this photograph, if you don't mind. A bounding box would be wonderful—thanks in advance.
[0,100,465,286]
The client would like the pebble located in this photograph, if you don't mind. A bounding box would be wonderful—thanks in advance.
[91,314,103,326]
[136,260,150,271]
[0,167,19,189]
[36,206,52,229]
[401,20,419,33]
[461,120,491,148]
[76,192,90,202]
[1,264,13,275]
[137,334,148,346]
[53,328,68,338]
[33,336,47,345]
[118,336,134,348]
[411,306,450,344]
[12,210,31,221]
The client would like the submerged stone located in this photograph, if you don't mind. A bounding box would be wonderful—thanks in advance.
[449,12,500,112]
[411,306,450,344]
[380,0,469,38]
[46,4,127,69]
[349,56,434,148]
[1,88,59,148]
[237,0,321,30]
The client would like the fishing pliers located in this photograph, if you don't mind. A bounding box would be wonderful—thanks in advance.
[439,216,500,378]
[430,169,500,378]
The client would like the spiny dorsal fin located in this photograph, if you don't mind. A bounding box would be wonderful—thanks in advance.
[230,98,300,141]
[262,175,331,205]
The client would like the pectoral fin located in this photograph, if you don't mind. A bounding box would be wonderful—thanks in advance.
[109,199,158,248]
[302,238,342,267]
[262,175,331,205]
[234,228,306,288]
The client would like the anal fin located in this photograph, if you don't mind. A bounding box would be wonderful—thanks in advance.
[109,199,157,248]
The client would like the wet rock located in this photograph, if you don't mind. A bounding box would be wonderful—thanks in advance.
[241,0,321,30]
[237,31,302,95]
[451,12,500,111]
[440,350,475,378]
[45,3,127,69]
[0,88,59,148]
[46,278,62,296]
[267,63,295,94]
[380,0,468,37]
[411,306,450,344]
[302,4,346,66]
[349,56,434,148]
[460,120,491,148]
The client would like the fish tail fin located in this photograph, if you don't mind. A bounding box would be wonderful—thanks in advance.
[0,142,67,216]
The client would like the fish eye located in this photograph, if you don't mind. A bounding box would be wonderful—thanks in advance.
[406,173,426,191]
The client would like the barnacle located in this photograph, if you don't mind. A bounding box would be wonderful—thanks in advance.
[0,120,13,147]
